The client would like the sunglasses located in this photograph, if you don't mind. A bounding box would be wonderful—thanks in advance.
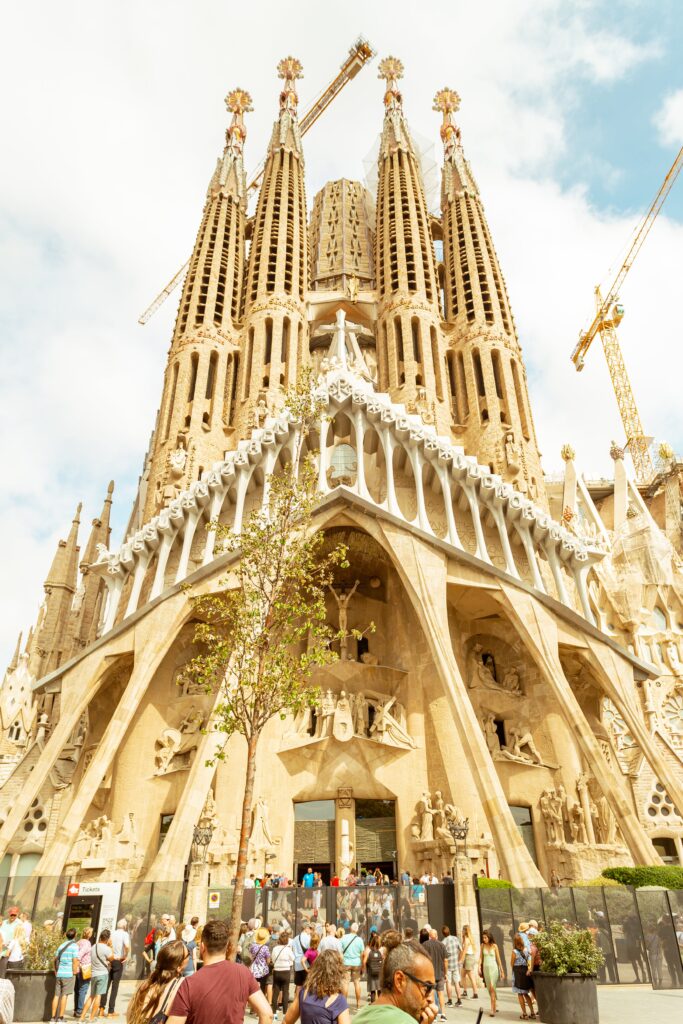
[403,971,438,996]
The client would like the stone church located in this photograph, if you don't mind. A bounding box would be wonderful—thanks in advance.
[1,52,682,916]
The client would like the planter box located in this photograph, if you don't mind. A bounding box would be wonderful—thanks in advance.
[6,969,54,1023]
[534,972,599,1024]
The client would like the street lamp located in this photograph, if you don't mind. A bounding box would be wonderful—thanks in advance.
[191,823,214,864]
[446,815,469,859]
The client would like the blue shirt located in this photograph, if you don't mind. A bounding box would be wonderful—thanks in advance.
[56,940,79,978]
[303,872,315,888]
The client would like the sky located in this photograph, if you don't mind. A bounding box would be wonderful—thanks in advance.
[1,0,682,669]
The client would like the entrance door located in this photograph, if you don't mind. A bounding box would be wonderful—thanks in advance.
[296,862,332,885]
[63,895,103,935]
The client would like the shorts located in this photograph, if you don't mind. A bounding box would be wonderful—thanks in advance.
[435,978,445,992]
[55,976,75,996]
[464,954,476,971]
[345,965,361,981]
[294,969,307,987]
[447,968,461,985]
[91,974,109,997]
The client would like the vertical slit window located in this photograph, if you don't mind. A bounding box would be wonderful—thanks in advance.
[491,350,504,400]
[205,352,217,400]
[456,352,469,418]
[394,316,405,386]
[188,353,199,402]
[164,362,179,439]
[243,328,254,398]
[447,352,460,421]
[281,317,290,385]
[511,360,530,440]
[430,326,443,400]
[473,350,485,397]
[455,198,474,321]
[229,355,240,425]
[411,318,422,364]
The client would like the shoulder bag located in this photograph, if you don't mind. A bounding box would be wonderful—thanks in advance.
[149,976,183,1024]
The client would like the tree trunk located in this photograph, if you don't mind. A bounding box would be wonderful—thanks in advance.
[228,731,260,954]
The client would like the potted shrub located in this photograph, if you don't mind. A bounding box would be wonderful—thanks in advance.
[7,926,64,1023]
[533,921,604,1024]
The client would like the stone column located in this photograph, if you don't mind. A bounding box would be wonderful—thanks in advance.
[335,790,356,881]
[184,862,209,923]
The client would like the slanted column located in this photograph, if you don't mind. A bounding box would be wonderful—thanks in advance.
[380,429,400,517]
[175,507,201,583]
[543,539,570,605]
[437,466,461,549]
[573,563,594,624]
[462,483,490,563]
[353,410,369,500]
[318,418,331,493]
[513,522,546,593]
[408,447,430,532]
[102,573,125,633]
[150,530,178,599]
[202,488,228,566]
[125,549,153,618]
[483,495,519,577]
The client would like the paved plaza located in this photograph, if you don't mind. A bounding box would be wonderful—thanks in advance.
[19,979,682,1024]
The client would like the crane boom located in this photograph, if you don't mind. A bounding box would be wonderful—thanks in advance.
[138,37,376,325]
[571,144,683,369]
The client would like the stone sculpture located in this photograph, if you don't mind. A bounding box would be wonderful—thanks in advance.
[329,580,360,660]
[501,725,543,764]
[481,712,501,756]
[294,689,414,749]
[154,707,204,775]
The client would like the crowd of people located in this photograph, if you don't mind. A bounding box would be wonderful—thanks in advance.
[242,870,453,891]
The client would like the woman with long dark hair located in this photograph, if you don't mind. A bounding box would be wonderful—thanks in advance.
[478,930,504,1017]
[284,950,350,1024]
[126,939,187,1024]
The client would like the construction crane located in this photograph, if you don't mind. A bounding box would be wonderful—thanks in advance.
[570,144,683,483]
[138,37,376,326]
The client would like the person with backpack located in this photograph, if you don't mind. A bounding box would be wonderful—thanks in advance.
[50,928,80,1023]
[362,933,383,1004]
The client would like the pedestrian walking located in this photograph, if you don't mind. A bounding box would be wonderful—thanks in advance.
[292,926,312,992]
[478,930,504,1018]
[319,925,341,955]
[79,930,115,1021]
[510,935,535,1020]
[74,927,93,1017]
[419,930,447,1021]
[50,928,80,1023]
[440,926,462,1007]
[271,930,295,1021]
[362,933,383,1004]
[105,918,130,1016]
[340,924,365,1010]
[166,920,272,1024]
[459,925,478,999]
[126,940,186,1023]
[284,950,349,1024]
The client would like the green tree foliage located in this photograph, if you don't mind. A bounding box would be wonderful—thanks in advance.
[186,370,348,946]
[23,927,64,971]
[602,865,683,889]
[535,921,605,977]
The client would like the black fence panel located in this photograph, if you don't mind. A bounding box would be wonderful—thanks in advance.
[635,889,683,989]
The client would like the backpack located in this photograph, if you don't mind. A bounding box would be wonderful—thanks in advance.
[367,949,383,977]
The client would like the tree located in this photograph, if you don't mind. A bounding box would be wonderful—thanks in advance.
[185,371,347,946]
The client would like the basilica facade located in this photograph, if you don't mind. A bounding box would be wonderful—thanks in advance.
[1,52,682,920]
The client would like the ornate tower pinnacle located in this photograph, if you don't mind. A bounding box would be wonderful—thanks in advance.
[224,88,253,157]
[437,88,545,501]
[278,57,303,114]
[378,56,404,108]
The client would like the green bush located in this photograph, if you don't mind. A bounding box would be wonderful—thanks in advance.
[578,876,625,887]
[477,877,514,889]
[601,865,683,889]
[24,927,64,971]
[535,921,605,977]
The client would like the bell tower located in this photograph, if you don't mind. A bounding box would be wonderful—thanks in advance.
[144,88,252,518]
[436,88,545,500]
[235,57,309,436]
[375,57,450,433]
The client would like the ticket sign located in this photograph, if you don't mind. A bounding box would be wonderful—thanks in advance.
[208,891,221,909]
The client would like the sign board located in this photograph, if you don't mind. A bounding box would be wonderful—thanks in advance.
[67,881,122,933]
[208,891,221,909]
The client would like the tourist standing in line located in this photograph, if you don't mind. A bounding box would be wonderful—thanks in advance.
[271,930,296,1021]
[74,927,93,1017]
[478,930,504,1018]
[340,923,365,1010]
[167,920,271,1024]
[362,932,383,1004]
[319,924,342,955]
[50,927,80,1023]
[459,925,478,999]
[304,933,320,970]
[0,907,20,978]
[250,927,274,994]
[441,926,462,1007]
[284,950,349,1024]
[292,926,312,992]
[6,920,27,973]
[106,918,130,1016]
[79,930,114,1021]
[354,933,439,1024]
[420,930,447,1021]
[126,940,187,1023]
[510,935,535,1020]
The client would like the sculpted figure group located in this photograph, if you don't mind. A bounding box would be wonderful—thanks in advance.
[296,689,415,749]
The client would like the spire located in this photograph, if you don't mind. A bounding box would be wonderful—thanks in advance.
[80,481,114,570]
[268,56,304,155]
[207,88,253,206]
[377,56,413,156]
[6,631,22,675]
[45,504,81,591]
[70,482,116,654]
[436,87,545,502]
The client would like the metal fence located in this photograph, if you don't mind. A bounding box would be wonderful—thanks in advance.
[476,885,683,990]
[207,883,457,941]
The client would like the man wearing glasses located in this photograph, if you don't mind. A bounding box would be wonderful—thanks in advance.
[354,934,439,1024]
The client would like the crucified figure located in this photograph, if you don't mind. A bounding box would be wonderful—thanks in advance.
[329,580,360,660]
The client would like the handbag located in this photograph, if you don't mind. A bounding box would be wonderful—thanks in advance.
[149,977,182,1024]
[81,964,92,980]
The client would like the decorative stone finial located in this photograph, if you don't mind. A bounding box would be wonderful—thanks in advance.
[609,440,625,461]
[277,57,303,114]
[658,441,674,462]
[378,56,404,109]
[560,443,575,462]
[433,88,461,157]
[224,88,253,154]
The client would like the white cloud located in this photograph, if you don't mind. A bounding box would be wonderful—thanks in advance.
[654,88,683,146]
[0,0,674,668]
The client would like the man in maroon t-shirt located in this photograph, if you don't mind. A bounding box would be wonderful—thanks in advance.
[168,920,272,1024]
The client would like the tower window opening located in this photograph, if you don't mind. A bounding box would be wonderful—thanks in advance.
[243,327,254,398]
[455,199,474,321]
[394,316,405,386]
[411,169,434,300]
[196,203,221,325]
[411,317,422,365]
[378,323,389,391]
[473,350,486,397]
[456,352,469,418]
[164,362,179,440]
[178,206,209,336]
[447,352,460,422]
[430,326,443,401]
[205,351,217,400]
[480,215,512,334]
[188,352,199,403]
[491,349,504,400]
[465,196,493,323]
[280,317,290,386]
[266,152,284,294]
[264,318,273,368]
[511,360,531,440]
[444,208,458,319]
[228,354,239,425]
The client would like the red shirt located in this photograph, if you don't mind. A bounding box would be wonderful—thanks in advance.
[170,959,258,1024]
[331,877,339,887]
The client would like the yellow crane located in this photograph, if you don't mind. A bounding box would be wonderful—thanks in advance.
[138,37,376,326]
[571,144,683,483]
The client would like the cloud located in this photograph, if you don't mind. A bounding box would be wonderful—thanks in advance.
[654,88,683,146]
[0,0,676,668]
